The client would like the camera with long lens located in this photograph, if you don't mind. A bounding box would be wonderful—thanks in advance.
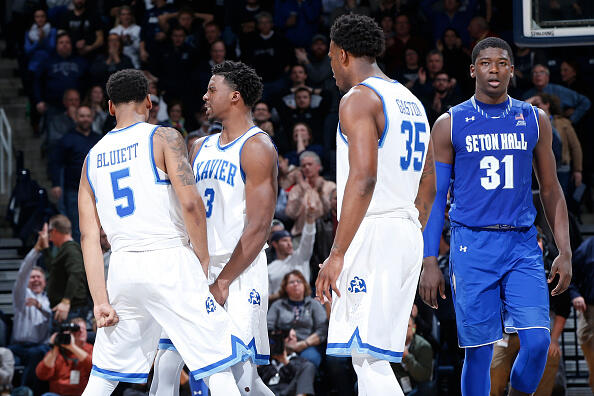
[55,322,80,345]
[268,329,288,356]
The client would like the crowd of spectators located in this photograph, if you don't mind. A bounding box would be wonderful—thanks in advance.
[3,0,594,394]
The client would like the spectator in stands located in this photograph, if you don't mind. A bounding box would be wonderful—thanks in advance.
[560,60,591,98]
[241,11,292,101]
[285,122,324,167]
[437,28,472,95]
[139,0,176,63]
[383,14,428,77]
[467,16,496,50]
[268,270,328,368]
[36,317,93,396]
[148,81,169,123]
[569,237,594,391]
[310,187,337,291]
[282,64,323,109]
[279,87,325,140]
[89,33,135,88]
[268,202,316,301]
[0,348,14,394]
[423,70,463,125]
[83,85,108,135]
[8,226,52,391]
[294,34,333,92]
[285,151,334,236]
[59,0,104,58]
[34,32,87,116]
[44,88,79,155]
[258,329,316,396]
[253,101,273,128]
[421,0,479,46]
[396,47,422,89]
[491,231,572,396]
[527,93,583,196]
[154,26,198,112]
[159,101,188,136]
[49,105,101,241]
[267,219,287,264]
[274,0,322,48]
[412,49,447,99]
[391,316,434,394]
[42,215,89,327]
[24,8,57,97]
[522,64,591,124]
[329,0,370,25]
[147,94,161,125]
[109,6,142,68]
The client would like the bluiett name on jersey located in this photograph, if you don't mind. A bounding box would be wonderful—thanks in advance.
[96,142,139,168]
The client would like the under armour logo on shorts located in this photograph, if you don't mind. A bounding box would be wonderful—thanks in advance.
[248,289,261,305]
[348,276,367,293]
[205,296,216,314]
[460,245,468,252]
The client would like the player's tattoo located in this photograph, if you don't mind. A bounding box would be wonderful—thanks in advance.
[420,144,435,181]
[415,145,435,228]
[156,127,195,186]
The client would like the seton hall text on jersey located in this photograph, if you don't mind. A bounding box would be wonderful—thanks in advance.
[195,159,238,186]
[96,142,139,168]
[465,132,528,153]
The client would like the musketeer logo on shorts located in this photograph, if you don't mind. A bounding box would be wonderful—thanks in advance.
[348,276,367,293]
[248,289,261,305]
[205,296,216,314]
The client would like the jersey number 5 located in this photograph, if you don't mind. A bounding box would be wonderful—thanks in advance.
[110,168,135,218]
[400,120,427,172]
[480,155,514,190]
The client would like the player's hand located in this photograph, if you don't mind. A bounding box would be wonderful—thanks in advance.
[572,296,587,313]
[209,279,230,306]
[419,257,446,309]
[25,298,41,309]
[315,252,343,304]
[52,300,70,322]
[94,303,119,328]
[35,223,50,251]
[549,252,572,296]
[548,340,561,359]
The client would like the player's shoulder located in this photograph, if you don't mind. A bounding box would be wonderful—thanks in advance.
[448,97,474,116]
[241,127,277,158]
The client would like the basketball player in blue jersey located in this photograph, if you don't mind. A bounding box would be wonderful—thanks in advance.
[78,70,244,395]
[315,14,436,395]
[420,37,572,396]
[150,61,277,396]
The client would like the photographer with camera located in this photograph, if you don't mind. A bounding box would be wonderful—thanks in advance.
[258,329,316,396]
[35,318,93,396]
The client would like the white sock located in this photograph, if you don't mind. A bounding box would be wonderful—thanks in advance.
[149,349,185,396]
[352,353,403,396]
[231,360,274,396]
[82,374,119,396]
[204,368,241,396]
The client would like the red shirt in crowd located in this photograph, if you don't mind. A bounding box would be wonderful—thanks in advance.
[35,343,93,396]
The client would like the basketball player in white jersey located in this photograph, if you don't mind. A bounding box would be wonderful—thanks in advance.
[78,69,245,396]
[315,14,436,395]
[150,61,277,396]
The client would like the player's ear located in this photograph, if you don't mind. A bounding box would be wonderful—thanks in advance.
[145,94,152,110]
[231,90,240,104]
[340,48,348,65]
[510,64,514,79]
[469,63,475,79]
[108,100,116,116]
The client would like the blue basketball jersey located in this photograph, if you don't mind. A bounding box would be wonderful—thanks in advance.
[449,96,540,228]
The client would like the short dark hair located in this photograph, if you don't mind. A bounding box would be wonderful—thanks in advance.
[472,37,514,65]
[294,86,311,96]
[537,93,562,116]
[106,69,149,104]
[211,61,263,107]
[330,14,385,58]
[56,30,71,42]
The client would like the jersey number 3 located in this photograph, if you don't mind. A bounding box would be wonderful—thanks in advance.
[480,155,514,190]
[111,168,135,218]
[400,121,426,172]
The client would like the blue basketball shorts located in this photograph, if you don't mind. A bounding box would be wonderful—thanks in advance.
[449,225,550,348]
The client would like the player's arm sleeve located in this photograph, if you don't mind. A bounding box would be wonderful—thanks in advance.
[422,161,452,258]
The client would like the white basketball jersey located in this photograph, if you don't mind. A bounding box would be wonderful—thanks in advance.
[86,122,188,252]
[336,77,430,225]
[192,126,268,256]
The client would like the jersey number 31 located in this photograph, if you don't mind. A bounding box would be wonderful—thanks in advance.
[480,155,514,190]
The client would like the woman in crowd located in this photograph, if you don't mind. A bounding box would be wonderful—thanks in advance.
[83,86,108,135]
[89,33,134,87]
[285,122,324,167]
[267,270,328,368]
[159,101,187,136]
[109,6,141,68]
[23,9,57,97]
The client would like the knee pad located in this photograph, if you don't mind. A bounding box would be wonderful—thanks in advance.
[510,328,550,393]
